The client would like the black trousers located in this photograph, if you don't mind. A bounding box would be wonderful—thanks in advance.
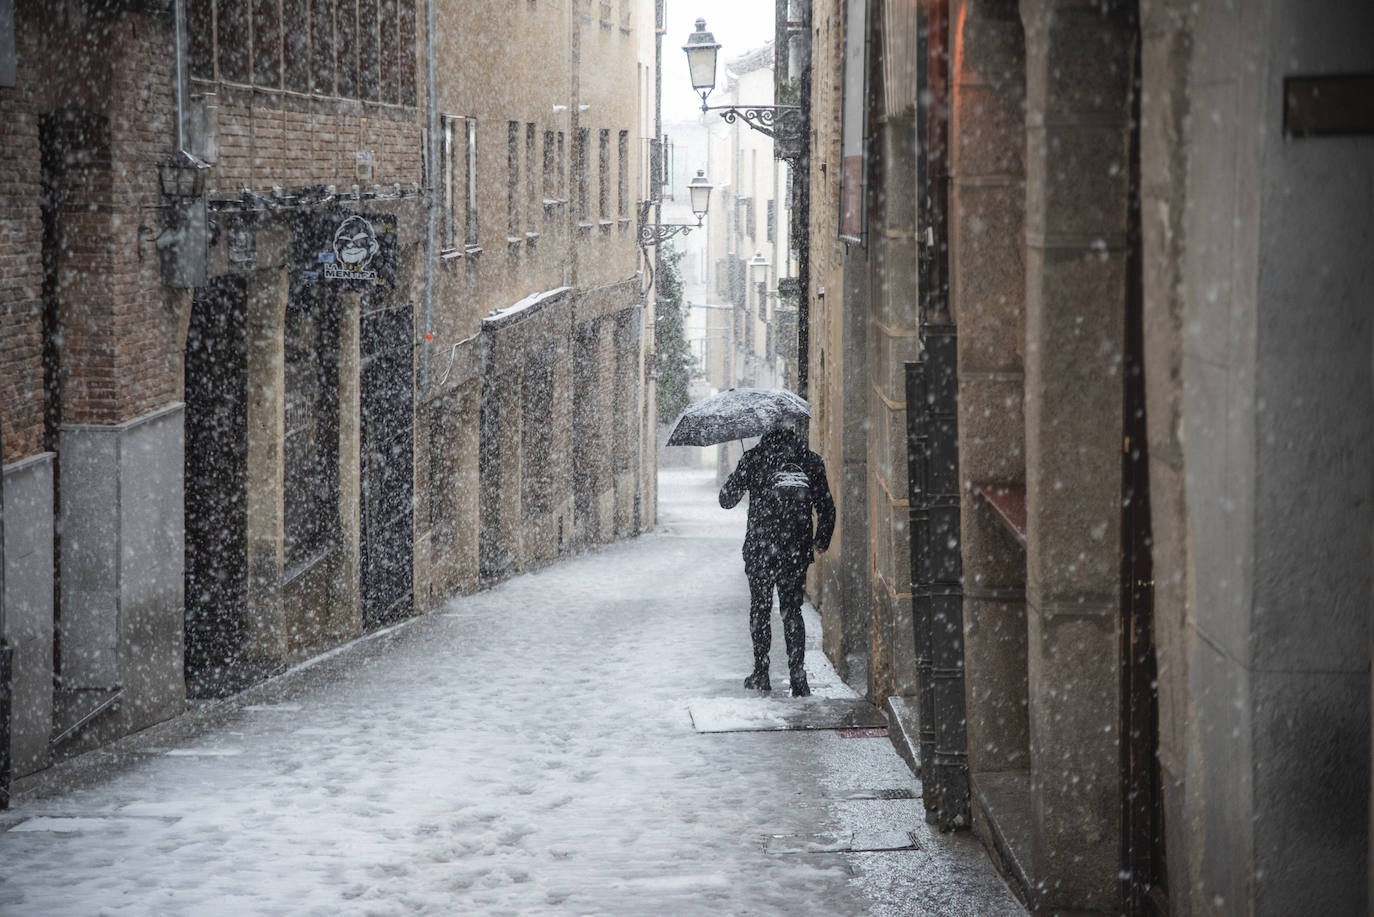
[746,566,807,682]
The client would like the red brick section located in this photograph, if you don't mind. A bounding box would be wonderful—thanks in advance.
[4,5,426,455]
[0,11,44,463]
[209,102,422,196]
[54,11,182,428]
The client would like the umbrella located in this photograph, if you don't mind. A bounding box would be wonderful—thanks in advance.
[666,387,812,447]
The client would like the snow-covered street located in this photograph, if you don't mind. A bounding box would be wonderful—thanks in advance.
[0,469,1022,916]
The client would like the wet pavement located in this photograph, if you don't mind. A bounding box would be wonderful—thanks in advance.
[0,468,1025,916]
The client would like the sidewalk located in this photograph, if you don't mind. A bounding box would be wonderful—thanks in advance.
[0,468,1024,916]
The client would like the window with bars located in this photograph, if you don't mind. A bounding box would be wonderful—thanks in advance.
[526,123,538,232]
[542,130,555,208]
[617,130,628,218]
[187,0,417,106]
[465,118,480,247]
[557,131,566,202]
[575,128,589,223]
[440,115,461,251]
[507,121,520,238]
[598,129,610,221]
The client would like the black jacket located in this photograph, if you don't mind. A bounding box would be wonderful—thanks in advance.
[719,430,836,577]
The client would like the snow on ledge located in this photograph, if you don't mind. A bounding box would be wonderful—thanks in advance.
[481,285,573,331]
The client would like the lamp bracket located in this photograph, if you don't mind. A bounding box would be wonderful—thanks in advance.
[702,105,803,156]
[636,198,697,249]
[636,198,702,298]
[640,222,695,247]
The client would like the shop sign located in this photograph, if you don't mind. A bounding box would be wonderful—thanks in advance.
[295,210,398,289]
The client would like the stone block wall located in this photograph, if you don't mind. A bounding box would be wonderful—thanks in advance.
[1019,1,1133,910]
[951,0,1029,783]
[866,115,920,701]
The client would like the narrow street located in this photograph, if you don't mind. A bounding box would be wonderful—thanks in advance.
[0,469,1020,916]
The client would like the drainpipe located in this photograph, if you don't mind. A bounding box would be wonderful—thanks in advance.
[1,415,10,809]
[795,0,811,399]
[640,0,665,532]
[421,0,439,396]
[173,0,186,154]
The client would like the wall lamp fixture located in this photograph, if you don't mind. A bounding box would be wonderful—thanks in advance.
[683,19,801,150]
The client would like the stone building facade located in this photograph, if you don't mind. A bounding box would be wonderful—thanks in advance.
[804,0,1374,913]
[1,0,653,789]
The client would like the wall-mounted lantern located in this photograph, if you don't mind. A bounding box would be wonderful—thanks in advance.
[156,150,210,288]
[683,18,802,155]
[683,18,722,109]
[688,169,714,225]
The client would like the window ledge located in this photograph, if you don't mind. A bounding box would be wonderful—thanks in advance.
[439,248,463,261]
[577,221,594,233]
[464,245,483,257]
[598,220,614,232]
[525,232,540,243]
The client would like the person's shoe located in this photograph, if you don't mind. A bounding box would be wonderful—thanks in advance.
[790,675,811,697]
[744,669,771,692]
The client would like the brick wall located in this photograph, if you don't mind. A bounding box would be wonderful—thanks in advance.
[0,12,44,462]
[208,95,423,197]
[50,11,182,427]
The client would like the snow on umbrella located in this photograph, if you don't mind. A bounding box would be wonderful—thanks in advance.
[666,387,812,447]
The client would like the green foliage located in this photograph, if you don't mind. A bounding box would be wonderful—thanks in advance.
[656,247,697,426]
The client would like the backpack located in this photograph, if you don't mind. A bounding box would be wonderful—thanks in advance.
[771,463,811,507]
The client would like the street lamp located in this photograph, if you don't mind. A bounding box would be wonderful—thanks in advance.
[685,15,811,399]
[688,169,714,224]
[638,168,712,293]
[682,19,721,109]
[639,168,712,249]
[682,18,801,149]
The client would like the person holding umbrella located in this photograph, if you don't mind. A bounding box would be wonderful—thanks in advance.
[718,419,835,697]
[667,388,836,696]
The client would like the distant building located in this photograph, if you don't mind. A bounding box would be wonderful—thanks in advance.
[702,43,794,395]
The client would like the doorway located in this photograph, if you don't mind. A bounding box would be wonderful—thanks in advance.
[359,299,415,627]
[184,277,250,697]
